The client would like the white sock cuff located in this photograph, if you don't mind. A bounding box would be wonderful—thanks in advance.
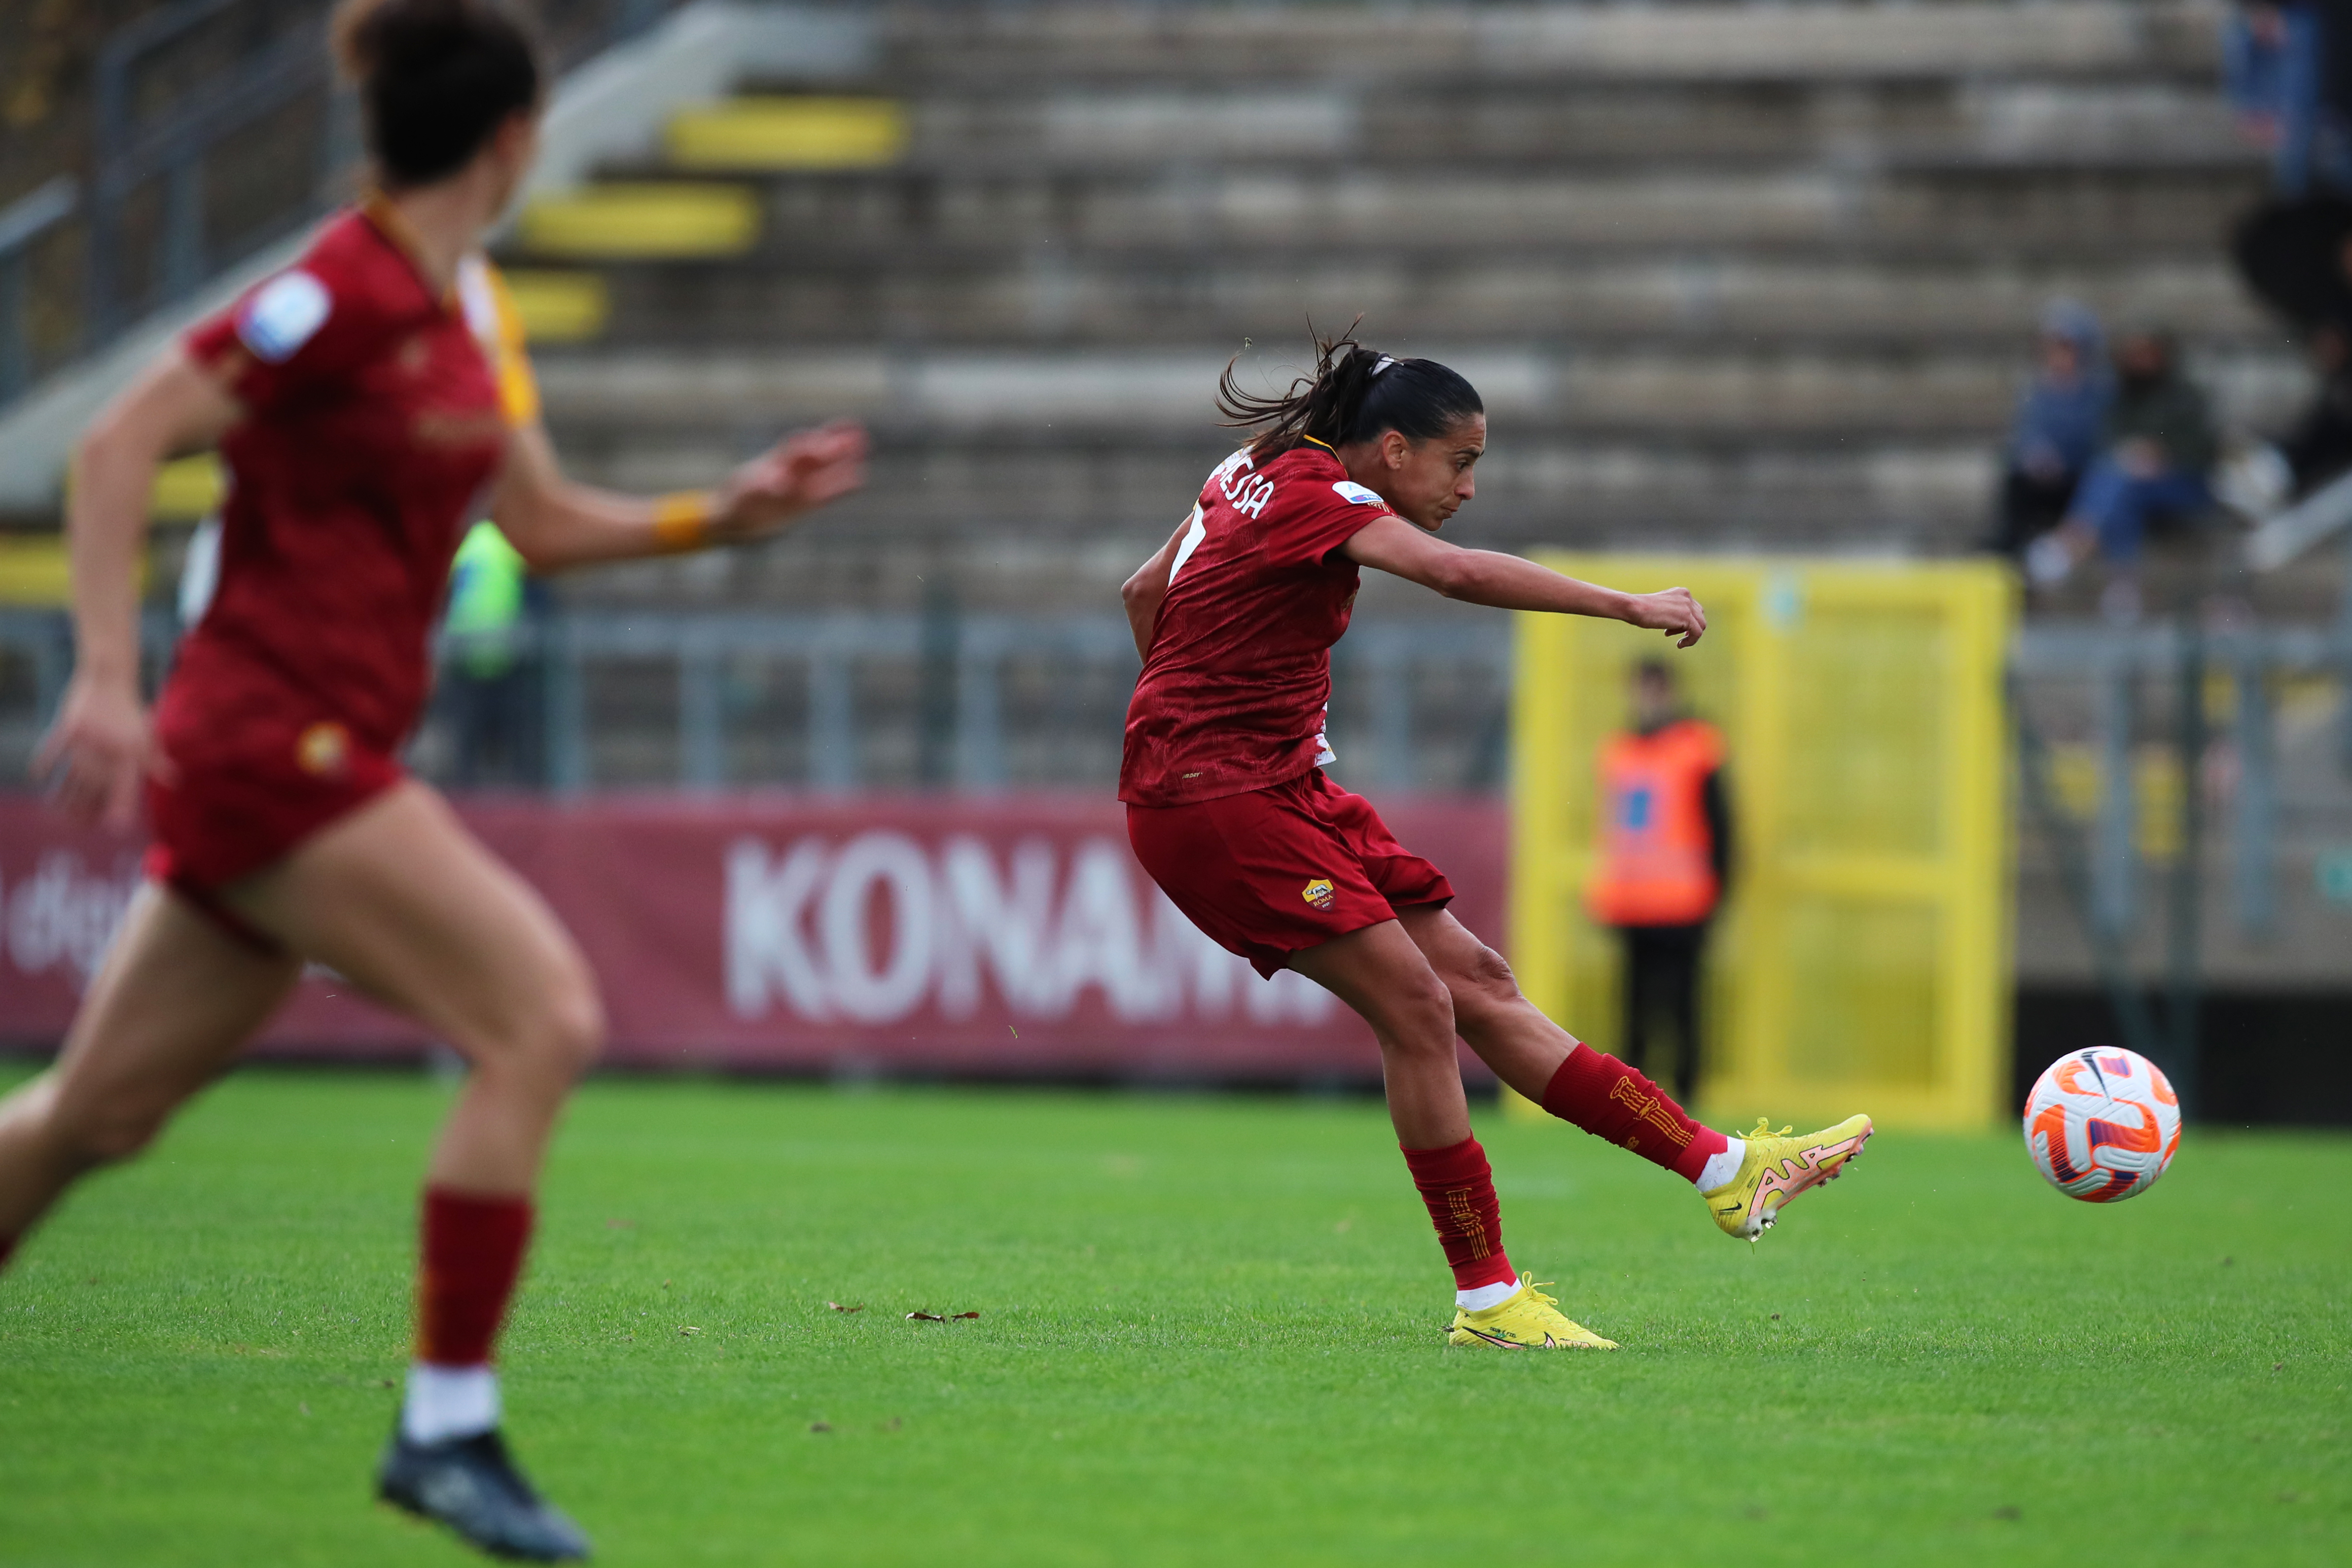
[1695,1138,1747,1193]
[402,1361,501,1445]
[1455,1277,1522,1312]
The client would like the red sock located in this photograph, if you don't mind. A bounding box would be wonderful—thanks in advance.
[1541,1045,1729,1183]
[1399,1137,1517,1292]
[416,1187,534,1367]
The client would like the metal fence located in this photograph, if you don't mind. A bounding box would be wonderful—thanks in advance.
[0,0,685,411]
[7,603,2347,803]
[2011,619,2352,1102]
[0,605,1518,797]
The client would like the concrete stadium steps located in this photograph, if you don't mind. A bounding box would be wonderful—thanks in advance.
[736,78,2243,172]
[565,250,2268,349]
[870,2,2224,84]
[531,342,2305,443]
[485,0,2286,612]
[551,161,2263,256]
[552,427,1996,564]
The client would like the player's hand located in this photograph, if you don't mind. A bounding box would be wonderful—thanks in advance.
[32,673,170,832]
[714,420,869,539]
[1624,586,1706,648]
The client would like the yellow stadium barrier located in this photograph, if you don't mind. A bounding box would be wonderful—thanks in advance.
[150,454,223,521]
[497,270,611,344]
[0,534,74,605]
[520,184,761,259]
[666,97,909,170]
[0,533,152,604]
[59,452,222,527]
[1508,556,2016,1131]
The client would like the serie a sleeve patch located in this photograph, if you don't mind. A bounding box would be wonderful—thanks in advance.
[1331,480,1390,509]
[235,270,332,364]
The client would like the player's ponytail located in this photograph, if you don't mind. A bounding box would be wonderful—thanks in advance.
[1216,323,1483,459]
[333,0,542,188]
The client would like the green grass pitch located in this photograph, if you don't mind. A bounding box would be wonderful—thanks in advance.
[0,1065,2345,1566]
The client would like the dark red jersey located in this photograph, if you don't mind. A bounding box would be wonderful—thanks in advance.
[1119,442,1396,807]
[172,204,515,757]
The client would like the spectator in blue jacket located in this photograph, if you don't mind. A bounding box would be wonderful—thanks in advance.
[2226,2,2347,195]
[2029,330,2220,618]
[1991,300,2112,557]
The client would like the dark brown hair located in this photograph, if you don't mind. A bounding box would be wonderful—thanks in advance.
[1216,323,1483,459]
[333,0,541,187]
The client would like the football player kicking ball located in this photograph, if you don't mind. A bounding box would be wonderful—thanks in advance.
[1120,333,1870,1349]
[0,1,864,1558]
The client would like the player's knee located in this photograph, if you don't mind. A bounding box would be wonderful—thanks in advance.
[529,979,605,1083]
[1378,969,1457,1059]
[1448,944,1524,1015]
[51,1099,170,1170]
[477,971,604,1090]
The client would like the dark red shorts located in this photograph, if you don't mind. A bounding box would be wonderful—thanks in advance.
[146,680,402,914]
[1127,768,1453,979]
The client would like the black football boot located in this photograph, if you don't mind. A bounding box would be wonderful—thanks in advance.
[376,1426,592,1561]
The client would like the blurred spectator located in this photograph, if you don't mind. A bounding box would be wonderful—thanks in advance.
[1989,300,2112,558]
[2277,320,2352,490]
[2226,2,2349,195]
[2028,330,2220,618]
[439,520,546,787]
[1585,660,1730,1107]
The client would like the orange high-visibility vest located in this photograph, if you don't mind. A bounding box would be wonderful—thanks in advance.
[1585,718,1724,927]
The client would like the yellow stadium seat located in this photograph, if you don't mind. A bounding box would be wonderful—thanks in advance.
[0,534,73,605]
[520,184,761,259]
[666,97,909,170]
[0,532,150,604]
[498,270,611,343]
[150,454,224,522]
[58,453,222,526]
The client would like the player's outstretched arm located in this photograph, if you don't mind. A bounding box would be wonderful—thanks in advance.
[1341,513,1705,647]
[1119,510,1196,662]
[35,347,239,828]
[489,418,868,572]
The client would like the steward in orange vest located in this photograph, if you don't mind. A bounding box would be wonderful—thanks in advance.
[1585,660,1731,1103]
[1586,713,1729,928]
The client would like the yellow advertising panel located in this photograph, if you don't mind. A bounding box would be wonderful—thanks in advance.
[1509,556,2015,1130]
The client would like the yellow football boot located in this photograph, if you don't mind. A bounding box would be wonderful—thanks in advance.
[1703,1114,1873,1239]
[1446,1276,1618,1350]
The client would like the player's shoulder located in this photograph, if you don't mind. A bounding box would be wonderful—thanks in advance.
[1200,441,1392,522]
[295,209,425,302]
[226,211,417,364]
[1266,443,1393,521]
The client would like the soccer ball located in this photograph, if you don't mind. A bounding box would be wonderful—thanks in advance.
[2022,1048,2181,1202]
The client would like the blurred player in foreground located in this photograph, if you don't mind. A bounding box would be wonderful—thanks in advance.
[1120,332,1869,1350]
[0,1,864,1557]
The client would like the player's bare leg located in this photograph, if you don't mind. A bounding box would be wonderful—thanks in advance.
[232,780,603,1196]
[1287,920,1611,1348]
[1396,904,1870,1239]
[226,779,599,1561]
[1286,919,1470,1151]
[0,886,302,1258]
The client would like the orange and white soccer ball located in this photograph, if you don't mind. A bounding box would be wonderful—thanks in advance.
[2023,1048,2182,1202]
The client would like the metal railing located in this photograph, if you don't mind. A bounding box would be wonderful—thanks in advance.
[0,605,1517,797]
[0,179,80,403]
[531,610,1511,795]
[2012,618,2352,1112]
[84,0,339,348]
[5,609,2345,806]
[2,0,689,415]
